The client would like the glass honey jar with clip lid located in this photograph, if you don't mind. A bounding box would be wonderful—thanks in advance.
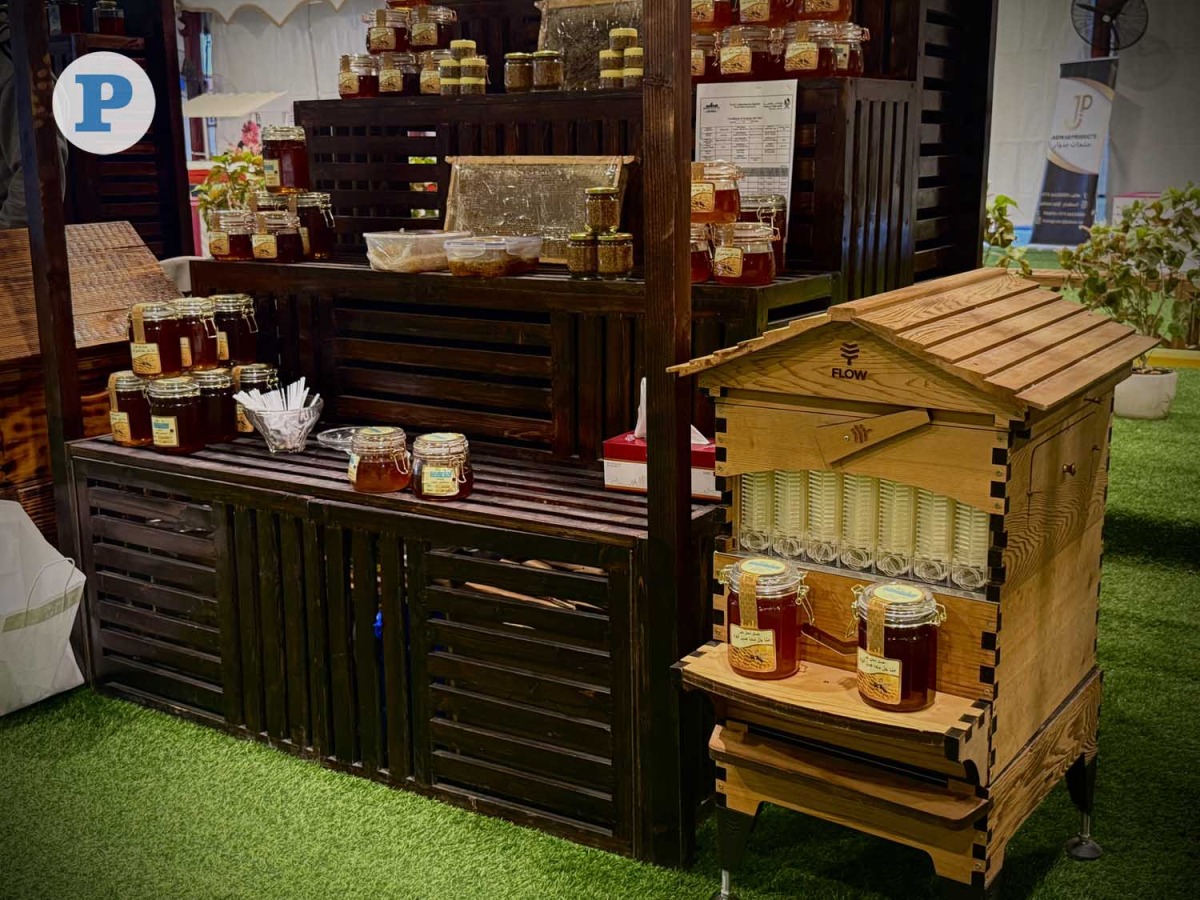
[147,377,206,455]
[194,368,238,445]
[349,427,412,493]
[92,0,125,35]
[128,302,184,379]
[851,581,946,712]
[231,363,280,434]
[833,22,869,77]
[712,222,776,286]
[691,160,743,225]
[107,370,152,447]
[739,194,788,272]
[207,209,255,261]
[261,125,310,194]
[340,54,381,98]
[412,432,474,501]
[721,557,809,680]
[173,297,219,372]
[211,294,258,366]
[690,222,712,284]
[253,210,305,263]
[718,25,784,81]
[691,0,733,36]
[783,20,836,77]
[365,7,411,54]
[295,192,336,260]
[738,0,794,28]
[409,5,456,51]
[797,0,852,22]
[379,52,421,96]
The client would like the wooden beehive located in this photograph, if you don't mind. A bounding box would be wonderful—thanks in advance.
[672,268,1157,896]
[0,223,179,538]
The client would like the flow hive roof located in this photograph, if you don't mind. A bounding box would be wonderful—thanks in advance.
[0,222,180,365]
[671,268,1159,411]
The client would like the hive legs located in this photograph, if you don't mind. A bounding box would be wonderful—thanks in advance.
[709,801,759,900]
[1064,754,1102,860]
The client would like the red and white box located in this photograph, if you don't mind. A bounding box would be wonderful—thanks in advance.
[602,431,720,501]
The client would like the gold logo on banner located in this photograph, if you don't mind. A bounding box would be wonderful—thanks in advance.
[1068,94,1093,130]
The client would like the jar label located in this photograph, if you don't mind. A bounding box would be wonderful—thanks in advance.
[110,411,131,444]
[380,70,405,92]
[217,331,230,361]
[729,625,776,673]
[300,226,311,256]
[857,649,902,705]
[713,246,745,278]
[808,0,840,10]
[208,231,230,257]
[180,337,193,369]
[348,452,360,483]
[339,72,360,95]
[412,22,437,46]
[419,69,439,93]
[252,234,278,259]
[785,41,819,71]
[691,182,716,213]
[263,159,281,188]
[690,49,705,77]
[130,342,161,376]
[691,0,715,23]
[368,27,396,52]
[236,403,254,434]
[720,46,752,75]
[151,415,180,448]
[421,465,460,497]
[834,43,850,70]
[740,0,770,23]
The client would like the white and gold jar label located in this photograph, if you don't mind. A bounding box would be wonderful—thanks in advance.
[252,234,278,259]
[857,649,902,705]
[691,182,716,213]
[713,247,744,278]
[208,231,230,256]
[785,41,818,71]
[130,342,161,376]
[729,625,776,673]
[109,411,131,444]
[719,45,752,75]
[338,72,360,95]
[740,0,770,23]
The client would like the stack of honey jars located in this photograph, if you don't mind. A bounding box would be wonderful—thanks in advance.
[343,3,460,98]
[564,184,633,281]
[113,296,274,455]
[598,27,643,90]
[689,161,780,287]
[689,0,869,83]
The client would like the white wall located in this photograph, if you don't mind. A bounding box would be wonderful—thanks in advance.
[987,0,1200,227]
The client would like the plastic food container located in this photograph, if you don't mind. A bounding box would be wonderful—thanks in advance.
[444,235,543,277]
[365,230,471,273]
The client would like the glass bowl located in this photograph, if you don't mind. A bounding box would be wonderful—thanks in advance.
[243,398,324,454]
[316,426,365,456]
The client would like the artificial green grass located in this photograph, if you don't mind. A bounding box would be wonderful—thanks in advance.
[3,376,1199,899]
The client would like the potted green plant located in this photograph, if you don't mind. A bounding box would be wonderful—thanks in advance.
[193,126,266,255]
[984,192,1032,276]
[1059,184,1199,419]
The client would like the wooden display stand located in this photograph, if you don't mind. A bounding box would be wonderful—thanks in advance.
[672,269,1156,896]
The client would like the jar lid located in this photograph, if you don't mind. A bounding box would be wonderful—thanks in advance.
[724,557,805,599]
[147,376,200,399]
[690,222,710,240]
[413,432,469,456]
[723,24,775,44]
[505,52,532,60]
[210,209,255,229]
[211,293,254,313]
[598,232,633,242]
[352,425,408,453]
[741,194,787,211]
[370,8,409,25]
[610,27,638,39]
[624,47,644,59]
[692,33,718,47]
[728,222,774,241]
[421,49,453,64]
[378,51,418,67]
[173,297,215,317]
[262,125,305,142]
[252,190,290,210]
[233,363,277,386]
[692,159,744,181]
[450,39,476,51]
[461,56,488,66]
[438,58,460,69]
[852,582,943,627]
[96,0,120,9]
[599,49,623,61]
[343,53,379,68]
[109,370,145,392]
[258,210,301,229]
[129,301,177,322]
[192,369,234,389]
[416,5,457,22]
[568,231,597,242]
[585,186,619,195]
[532,50,563,59]
[295,191,332,208]
[787,20,836,39]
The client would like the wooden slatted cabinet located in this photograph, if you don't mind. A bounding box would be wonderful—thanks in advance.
[671,269,1156,897]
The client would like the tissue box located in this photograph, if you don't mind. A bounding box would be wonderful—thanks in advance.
[602,431,720,501]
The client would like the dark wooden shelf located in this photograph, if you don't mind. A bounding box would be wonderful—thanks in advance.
[304,89,644,119]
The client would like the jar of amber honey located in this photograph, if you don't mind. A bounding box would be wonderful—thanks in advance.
[721,557,808,680]
[691,33,719,82]
[851,582,945,712]
[412,433,473,501]
[296,193,336,260]
[211,294,258,366]
[108,370,151,447]
[833,23,869,77]
[691,160,742,224]
[231,364,280,434]
[194,369,238,444]
[783,20,836,77]
[92,0,125,35]
[349,427,412,493]
[173,297,219,372]
[147,377,205,455]
[379,52,421,95]
[739,194,788,272]
[713,222,776,286]
[719,25,784,81]
[691,0,733,35]
[419,50,453,94]
[261,125,309,194]
[365,8,410,54]
[340,54,381,98]
[410,6,456,51]
[690,223,712,284]
[253,211,305,263]
[208,210,255,261]
[797,0,852,21]
[128,302,184,379]
[739,0,793,28]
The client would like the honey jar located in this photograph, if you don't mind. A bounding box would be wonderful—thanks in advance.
[783,20,836,77]
[622,47,644,88]
[211,294,258,366]
[365,8,410,54]
[296,192,336,260]
[739,194,788,272]
[419,50,453,94]
[412,433,473,501]
[459,56,488,96]
[504,52,533,92]
[851,582,945,712]
[690,223,712,284]
[597,233,634,280]
[719,25,784,81]
[584,186,621,233]
[599,49,624,89]
[92,0,125,35]
[107,370,151,447]
[147,377,205,455]
[691,160,743,225]
[410,5,456,51]
[691,0,733,36]
[349,427,412,493]
[566,233,598,280]
[721,558,808,680]
[207,210,255,261]
[609,27,638,51]
[340,54,381,98]
[691,33,719,82]
[532,50,564,92]
[379,51,421,95]
[738,0,793,28]
[49,1,86,35]
[449,39,477,61]
[253,211,304,263]
[834,22,869,77]
[173,297,219,372]
[261,125,309,194]
[231,364,280,434]
[797,0,852,22]
[194,369,238,445]
[712,222,776,286]
[128,302,184,379]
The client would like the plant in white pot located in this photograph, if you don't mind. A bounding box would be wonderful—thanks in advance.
[1059,184,1199,419]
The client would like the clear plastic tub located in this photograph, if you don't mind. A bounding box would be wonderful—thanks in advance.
[444,235,543,277]
[365,230,471,274]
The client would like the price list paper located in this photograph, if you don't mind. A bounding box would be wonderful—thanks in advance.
[695,80,798,198]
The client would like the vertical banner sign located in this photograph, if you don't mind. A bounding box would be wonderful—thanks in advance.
[1031,57,1119,245]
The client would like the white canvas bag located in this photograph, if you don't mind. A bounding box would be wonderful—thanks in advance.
[0,501,86,716]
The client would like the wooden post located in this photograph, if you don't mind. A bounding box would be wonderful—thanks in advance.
[10,0,83,557]
[640,0,694,867]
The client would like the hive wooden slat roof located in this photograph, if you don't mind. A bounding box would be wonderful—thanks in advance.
[0,222,180,365]
[670,268,1159,411]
